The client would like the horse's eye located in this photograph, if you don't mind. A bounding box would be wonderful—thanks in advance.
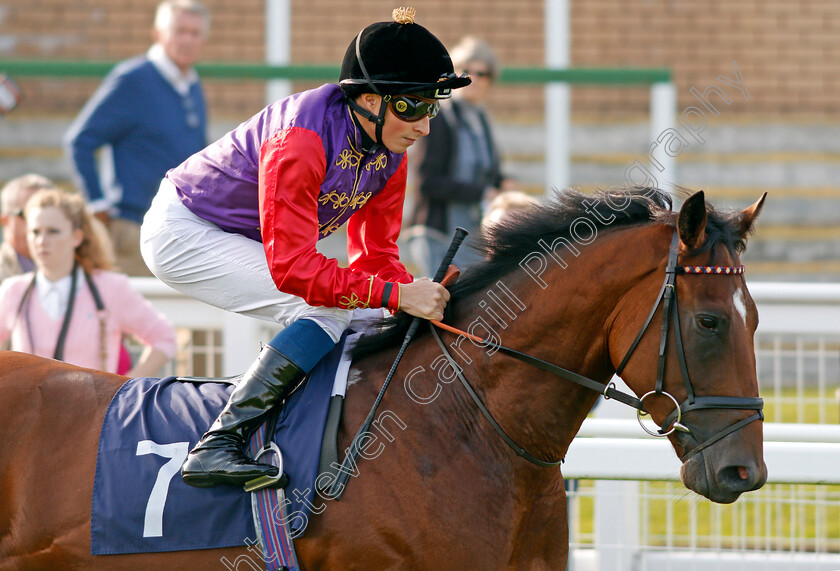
[697,315,718,330]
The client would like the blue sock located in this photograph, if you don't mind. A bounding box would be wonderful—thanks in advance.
[267,319,337,373]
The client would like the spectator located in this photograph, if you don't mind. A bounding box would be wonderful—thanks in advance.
[0,190,177,377]
[65,0,210,276]
[406,35,517,276]
[1,174,58,283]
[141,7,468,488]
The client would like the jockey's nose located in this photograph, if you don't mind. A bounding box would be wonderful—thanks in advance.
[415,115,431,136]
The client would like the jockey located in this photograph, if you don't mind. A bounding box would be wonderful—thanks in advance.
[140,7,470,488]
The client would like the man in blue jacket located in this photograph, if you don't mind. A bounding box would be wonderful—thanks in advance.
[65,0,210,276]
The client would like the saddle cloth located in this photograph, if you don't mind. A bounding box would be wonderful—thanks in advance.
[91,333,351,555]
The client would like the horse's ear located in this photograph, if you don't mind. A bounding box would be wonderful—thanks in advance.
[677,191,707,250]
[734,192,767,239]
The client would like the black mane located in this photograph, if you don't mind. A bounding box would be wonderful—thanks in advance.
[353,187,746,358]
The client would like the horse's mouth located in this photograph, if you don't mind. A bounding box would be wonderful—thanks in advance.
[680,451,767,504]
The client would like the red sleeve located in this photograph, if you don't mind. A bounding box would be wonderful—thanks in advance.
[347,154,414,309]
[259,128,411,310]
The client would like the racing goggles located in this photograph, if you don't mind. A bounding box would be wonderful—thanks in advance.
[387,94,440,122]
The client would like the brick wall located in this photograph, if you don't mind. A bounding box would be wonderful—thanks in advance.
[1,0,837,121]
[570,0,840,118]
[2,0,267,118]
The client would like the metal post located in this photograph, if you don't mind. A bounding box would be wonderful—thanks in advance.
[265,0,292,104]
[544,0,571,195]
[650,81,677,195]
[593,376,640,571]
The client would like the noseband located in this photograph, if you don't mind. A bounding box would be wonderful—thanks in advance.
[431,229,764,466]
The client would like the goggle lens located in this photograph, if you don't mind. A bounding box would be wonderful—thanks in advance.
[389,95,440,122]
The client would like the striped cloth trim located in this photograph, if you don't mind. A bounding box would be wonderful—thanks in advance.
[248,424,299,571]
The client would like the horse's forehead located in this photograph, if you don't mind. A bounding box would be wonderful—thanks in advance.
[683,244,752,313]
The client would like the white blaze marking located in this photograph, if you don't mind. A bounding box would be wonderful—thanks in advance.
[733,287,748,326]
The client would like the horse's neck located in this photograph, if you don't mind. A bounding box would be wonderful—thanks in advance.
[443,227,663,463]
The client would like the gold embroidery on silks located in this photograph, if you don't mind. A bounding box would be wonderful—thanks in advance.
[338,292,367,310]
[365,153,388,172]
[336,148,361,170]
[320,220,342,236]
[339,276,375,309]
[320,127,384,237]
[319,190,351,209]
[349,192,372,209]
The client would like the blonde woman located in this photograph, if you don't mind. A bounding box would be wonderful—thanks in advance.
[0,190,176,376]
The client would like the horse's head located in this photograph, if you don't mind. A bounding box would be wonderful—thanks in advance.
[611,190,768,504]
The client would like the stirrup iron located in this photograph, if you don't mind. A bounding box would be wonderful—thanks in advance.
[244,442,288,492]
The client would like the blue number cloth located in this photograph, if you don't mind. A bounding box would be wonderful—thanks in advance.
[91,334,346,555]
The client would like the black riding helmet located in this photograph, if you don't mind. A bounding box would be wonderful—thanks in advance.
[339,7,471,146]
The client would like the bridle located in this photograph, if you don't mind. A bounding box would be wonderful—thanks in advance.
[430,229,764,466]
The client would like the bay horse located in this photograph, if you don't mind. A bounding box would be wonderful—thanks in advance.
[0,188,767,570]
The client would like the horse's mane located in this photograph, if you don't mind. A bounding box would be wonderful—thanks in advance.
[353,187,747,357]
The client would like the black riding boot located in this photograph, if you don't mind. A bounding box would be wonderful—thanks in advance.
[181,345,306,488]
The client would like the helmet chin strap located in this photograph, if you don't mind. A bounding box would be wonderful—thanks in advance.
[345,95,389,148]
[345,28,391,148]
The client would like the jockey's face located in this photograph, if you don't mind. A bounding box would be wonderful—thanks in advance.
[356,93,431,154]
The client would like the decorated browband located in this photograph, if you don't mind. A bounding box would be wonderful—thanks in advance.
[677,265,745,275]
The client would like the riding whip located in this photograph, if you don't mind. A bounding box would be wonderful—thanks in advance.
[328,227,468,499]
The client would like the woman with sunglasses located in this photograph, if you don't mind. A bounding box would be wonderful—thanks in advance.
[408,36,518,277]
[140,7,470,488]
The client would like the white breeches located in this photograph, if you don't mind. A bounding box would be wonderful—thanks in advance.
[140,179,354,343]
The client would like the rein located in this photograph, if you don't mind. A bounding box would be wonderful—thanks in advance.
[429,324,562,467]
[431,230,764,465]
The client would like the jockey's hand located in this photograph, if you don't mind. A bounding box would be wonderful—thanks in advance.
[398,278,450,321]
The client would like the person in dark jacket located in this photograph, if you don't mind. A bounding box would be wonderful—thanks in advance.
[407,36,517,276]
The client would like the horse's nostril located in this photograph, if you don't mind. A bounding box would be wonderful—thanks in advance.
[718,465,754,490]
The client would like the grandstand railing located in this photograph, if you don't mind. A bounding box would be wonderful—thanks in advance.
[2,60,672,84]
